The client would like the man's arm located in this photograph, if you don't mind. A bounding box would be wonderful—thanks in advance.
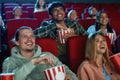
[2,57,36,80]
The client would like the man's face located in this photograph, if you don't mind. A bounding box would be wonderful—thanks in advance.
[51,6,66,22]
[14,8,22,16]
[15,29,36,52]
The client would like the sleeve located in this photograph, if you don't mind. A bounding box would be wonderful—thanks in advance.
[77,64,89,80]
[43,52,78,80]
[33,21,55,38]
[112,29,117,41]
[2,58,36,80]
[87,25,96,34]
[74,21,88,36]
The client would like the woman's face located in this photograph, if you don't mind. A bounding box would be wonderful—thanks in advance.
[95,34,107,55]
[39,0,45,6]
[99,13,109,26]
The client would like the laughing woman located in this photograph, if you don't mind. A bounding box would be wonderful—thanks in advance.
[77,32,120,80]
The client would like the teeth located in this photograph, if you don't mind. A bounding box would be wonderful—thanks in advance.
[58,14,62,16]
[26,43,32,45]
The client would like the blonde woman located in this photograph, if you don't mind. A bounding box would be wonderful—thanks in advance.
[77,32,120,80]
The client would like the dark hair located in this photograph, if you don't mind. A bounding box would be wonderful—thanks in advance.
[88,6,96,15]
[12,26,33,42]
[95,11,113,33]
[48,1,65,15]
[35,0,47,9]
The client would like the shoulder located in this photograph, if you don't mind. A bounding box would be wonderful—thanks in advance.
[2,57,16,66]
[65,18,78,24]
[88,25,95,29]
[41,20,54,26]
[87,25,96,33]
[78,60,91,70]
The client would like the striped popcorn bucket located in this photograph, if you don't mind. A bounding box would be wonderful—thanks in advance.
[106,33,114,44]
[43,65,66,80]
[58,29,70,44]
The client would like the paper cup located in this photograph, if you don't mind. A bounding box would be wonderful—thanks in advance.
[43,65,66,80]
[0,73,14,80]
[110,53,120,73]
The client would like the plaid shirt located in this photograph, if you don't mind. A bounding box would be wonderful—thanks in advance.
[34,18,88,64]
[34,18,88,39]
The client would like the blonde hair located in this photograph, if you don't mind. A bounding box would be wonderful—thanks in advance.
[85,32,112,67]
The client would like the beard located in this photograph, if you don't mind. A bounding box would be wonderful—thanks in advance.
[53,18,64,23]
[25,48,34,52]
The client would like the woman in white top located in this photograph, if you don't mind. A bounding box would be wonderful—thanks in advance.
[87,11,117,53]
[34,0,48,13]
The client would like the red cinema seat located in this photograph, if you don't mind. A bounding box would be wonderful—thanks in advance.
[34,11,50,25]
[36,38,58,57]
[9,38,58,57]
[4,6,15,12]
[5,11,29,19]
[21,3,34,10]
[6,18,39,50]
[117,35,120,52]
[26,6,34,18]
[67,36,87,73]
[67,35,111,73]
[78,19,95,30]
[110,53,120,74]
[3,3,19,7]
[111,19,120,36]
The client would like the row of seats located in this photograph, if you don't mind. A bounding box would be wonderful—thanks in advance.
[6,18,120,48]
[3,2,120,20]
[7,35,112,73]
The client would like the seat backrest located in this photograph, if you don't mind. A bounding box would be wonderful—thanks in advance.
[4,6,15,12]
[68,35,111,73]
[67,36,87,73]
[34,11,50,25]
[21,3,34,10]
[117,35,120,52]
[8,38,58,57]
[36,38,58,57]
[105,36,112,55]
[5,11,29,19]
[6,18,39,50]
[78,19,95,30]
[26,6,34,18]
[111,19,120,36]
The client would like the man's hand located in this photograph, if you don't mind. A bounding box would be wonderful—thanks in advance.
[65,74,73,80]
[31,56,54,66]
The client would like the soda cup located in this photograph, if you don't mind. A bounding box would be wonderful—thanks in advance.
[110,53,120,73]
[0,73,14,80]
